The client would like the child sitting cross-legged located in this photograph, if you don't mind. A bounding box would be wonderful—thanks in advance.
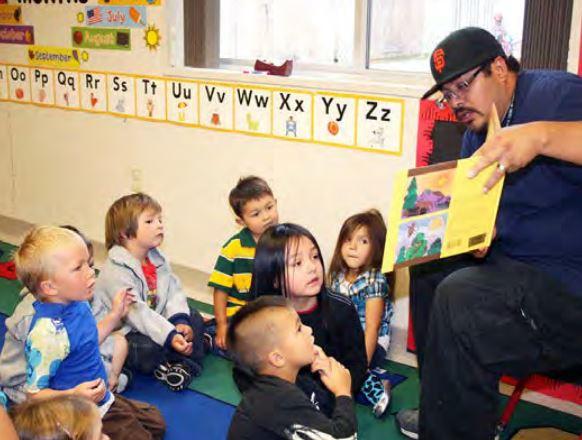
[328,209,394,415]
[93,193,206,391]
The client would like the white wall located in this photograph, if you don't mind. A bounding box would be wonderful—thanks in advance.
[1,100,421,269]
[0,3,425,273]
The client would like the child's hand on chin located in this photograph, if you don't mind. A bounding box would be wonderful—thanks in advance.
[319,358,352,398]
[311,345,331,376]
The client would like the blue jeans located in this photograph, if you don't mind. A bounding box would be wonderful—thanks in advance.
[126,306,206,375]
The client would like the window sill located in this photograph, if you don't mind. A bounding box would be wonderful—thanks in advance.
[164,64,434,100]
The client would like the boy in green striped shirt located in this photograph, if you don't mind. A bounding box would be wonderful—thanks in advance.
[208,176,279,350]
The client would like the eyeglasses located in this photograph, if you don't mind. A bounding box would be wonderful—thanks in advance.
[436,63,487,107]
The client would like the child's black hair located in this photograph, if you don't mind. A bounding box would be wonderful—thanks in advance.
[229,176,273,217]
[227,296,290,372]
[250,223,331,328]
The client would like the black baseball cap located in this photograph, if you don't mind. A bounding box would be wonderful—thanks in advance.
[422,27,505,99]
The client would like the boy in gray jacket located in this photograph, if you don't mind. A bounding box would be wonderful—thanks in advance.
[93,193,205,390]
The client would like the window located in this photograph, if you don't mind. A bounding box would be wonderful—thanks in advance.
[220,0,356,67]
[368,0,525,72]
[183,0,527,74]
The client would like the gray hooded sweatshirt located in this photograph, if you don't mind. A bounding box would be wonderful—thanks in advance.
[92,245,190,348]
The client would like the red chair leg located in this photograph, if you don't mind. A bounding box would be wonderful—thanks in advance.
[496,378,528,437]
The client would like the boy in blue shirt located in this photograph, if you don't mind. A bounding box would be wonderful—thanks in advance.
[14,226,165,440]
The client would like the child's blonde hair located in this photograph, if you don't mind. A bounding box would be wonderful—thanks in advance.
[10,395,101,440]
[105,193,162,250]
[13,226,84,295]
[328,209,387,283]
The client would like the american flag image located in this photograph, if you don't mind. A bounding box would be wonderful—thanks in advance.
[87,7,102,25]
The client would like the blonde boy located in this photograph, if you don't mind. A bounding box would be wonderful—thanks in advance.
[14,226,165,440]
[208,176,279,350]
[0,225,129,404]
[227,296,357,439]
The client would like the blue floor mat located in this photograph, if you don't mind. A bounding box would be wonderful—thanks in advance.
[123,372,235,440]
[0,312,234,439]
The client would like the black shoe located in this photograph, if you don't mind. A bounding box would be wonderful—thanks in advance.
[154,361,194,392]
[165,362,193,391]
[396,408,419,439]
[153,362,172,384]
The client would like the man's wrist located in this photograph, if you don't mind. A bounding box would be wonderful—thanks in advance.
[536,121,551,156]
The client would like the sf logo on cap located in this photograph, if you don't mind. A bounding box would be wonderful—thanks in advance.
[433,48,446,73]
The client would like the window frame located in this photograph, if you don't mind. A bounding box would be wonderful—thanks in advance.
[213,0,373,73]
[169,0,580,100]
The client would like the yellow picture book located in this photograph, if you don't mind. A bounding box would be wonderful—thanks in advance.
[382,106,504,272]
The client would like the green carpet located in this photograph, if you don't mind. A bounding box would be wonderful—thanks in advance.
[0,241,22,315]
[0,241,580,438]
[184,349,581,439]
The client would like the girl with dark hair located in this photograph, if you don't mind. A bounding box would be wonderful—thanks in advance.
[328,209,393,367]
[250,223,368,417]
[328,210,394,416]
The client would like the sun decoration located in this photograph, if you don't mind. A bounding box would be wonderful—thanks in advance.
[143,24,161,51]
[76,12,84,24]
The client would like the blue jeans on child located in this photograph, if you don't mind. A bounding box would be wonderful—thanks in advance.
[125,306,206,376]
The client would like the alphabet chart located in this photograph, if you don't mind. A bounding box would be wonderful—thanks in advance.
[0,63,405,155]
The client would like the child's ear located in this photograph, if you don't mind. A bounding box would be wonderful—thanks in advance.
[38,279,58,297]
[266,349,285,369]
[235,217,245,227]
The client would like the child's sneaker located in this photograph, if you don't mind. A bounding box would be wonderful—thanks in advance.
[165,362,193,391]
[372,379,391,418]
[360,373,392,418]
[153,362,172,384]
[154,359,202,391]
[154,361,194,392]
[115,367,133,394]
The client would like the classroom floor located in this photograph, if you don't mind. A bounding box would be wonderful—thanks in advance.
[0,241,580,439]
